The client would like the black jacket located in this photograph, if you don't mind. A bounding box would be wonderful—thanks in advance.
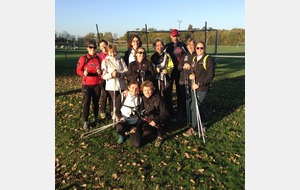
[126,59,155,85]
[177,51,196,85]
[192,54,215,92]
[140,93,169,125]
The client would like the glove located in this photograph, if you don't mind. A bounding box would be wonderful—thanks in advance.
[83,69,88,76]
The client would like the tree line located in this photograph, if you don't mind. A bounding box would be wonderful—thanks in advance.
[55,27,244,47]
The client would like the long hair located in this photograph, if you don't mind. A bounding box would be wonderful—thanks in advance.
[127,34,142,49]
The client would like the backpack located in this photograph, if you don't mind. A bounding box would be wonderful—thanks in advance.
[84,55,102,67]
[193,55,209,70]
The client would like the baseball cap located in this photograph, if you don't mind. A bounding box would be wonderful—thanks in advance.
[170,29,179,37]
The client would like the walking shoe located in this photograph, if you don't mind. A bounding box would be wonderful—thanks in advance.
[83,121,88,130]
[94,118,100,125]
[100,112,106,119]
[117,135,125,144]
[183,128,197,137]
[154,137,163,147]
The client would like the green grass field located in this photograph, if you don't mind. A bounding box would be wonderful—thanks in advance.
[55,47,245,189]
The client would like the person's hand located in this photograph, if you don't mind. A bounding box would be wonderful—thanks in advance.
[189,74,195,80]
[97,69,101,75]
[83,69,88,76]
[149,120,156,127]
[183,63,191,70]
[192,83,199,90]
[122,90,128,97]
[111,70,117,78]
[162,69,168,75]
[130,127,137,134]
[119,117,126,123]
[156,67,160,73]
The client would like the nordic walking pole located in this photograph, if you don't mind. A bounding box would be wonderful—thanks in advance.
[185,70,191,126]
[192,79,206,143]
[113,73,116,128]
[81,121,120,139]
[96,24,100,43]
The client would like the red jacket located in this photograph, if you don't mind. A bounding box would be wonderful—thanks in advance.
[76,53,102,85]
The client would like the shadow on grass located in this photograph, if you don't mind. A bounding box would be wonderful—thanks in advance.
[55,89,81,97]
[162,75,245,141]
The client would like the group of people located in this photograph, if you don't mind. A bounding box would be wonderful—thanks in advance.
[76,29,215,147]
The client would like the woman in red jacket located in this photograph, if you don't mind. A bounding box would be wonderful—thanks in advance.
[76,40,102,130]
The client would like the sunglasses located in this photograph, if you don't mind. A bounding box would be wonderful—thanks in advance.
[137,52,145,55]
[88,46,96,49]
[196,47,204,50]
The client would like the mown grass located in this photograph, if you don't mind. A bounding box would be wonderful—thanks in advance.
[55,48,245,189]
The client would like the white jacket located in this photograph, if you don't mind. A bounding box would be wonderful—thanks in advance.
[120,93,142,124]
[102,55,128,91]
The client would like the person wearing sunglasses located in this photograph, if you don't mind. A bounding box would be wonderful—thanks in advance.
[76,40,102,130]
[126,47,155,88]
[177,38,197,125]
[123,34,142,66]
[183,41,215,137]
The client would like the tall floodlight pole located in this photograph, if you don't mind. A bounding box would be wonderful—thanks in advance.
[178,20,182,30]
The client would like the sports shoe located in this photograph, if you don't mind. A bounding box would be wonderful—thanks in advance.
[154,137,163,147]
[94,118,100,125]
[117,135,124,144]
[83,121,88,130]
[100,112,106,119]
[183,128,197,137]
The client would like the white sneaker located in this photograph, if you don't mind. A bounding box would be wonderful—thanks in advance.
[83,121,88,130]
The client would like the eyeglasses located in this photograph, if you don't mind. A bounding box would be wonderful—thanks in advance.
[88,46,96,49]
[196,47,204,50]
[137,52,145,55]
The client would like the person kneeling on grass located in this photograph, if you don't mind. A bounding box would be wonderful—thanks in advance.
[140,80,169,147]
[115,81,143,147]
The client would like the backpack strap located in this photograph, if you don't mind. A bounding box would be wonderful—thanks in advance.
[203,55,209,70]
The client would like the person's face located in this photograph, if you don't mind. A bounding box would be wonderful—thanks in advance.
[131,37,140,50]
[99,42,107,52]
[136,48,145,62]
[170,35,178,43]
[187,41,195,53]
[155,41,163,53]
[142,86,153,98]
[196,43,205,56]
[128,84,139,97]
[108,50,116,57]
[87,44,96,55]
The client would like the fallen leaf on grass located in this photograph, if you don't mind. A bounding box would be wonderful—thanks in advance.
[184,152,190,158]
[112,173,118,179]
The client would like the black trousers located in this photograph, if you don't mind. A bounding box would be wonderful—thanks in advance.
[82,84,101,122]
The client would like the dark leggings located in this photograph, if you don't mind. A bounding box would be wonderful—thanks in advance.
[99,80,112,113]
[116,122,142,147]
[82,84,101,121]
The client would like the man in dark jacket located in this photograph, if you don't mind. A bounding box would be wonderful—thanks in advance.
[164,29,187,121]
